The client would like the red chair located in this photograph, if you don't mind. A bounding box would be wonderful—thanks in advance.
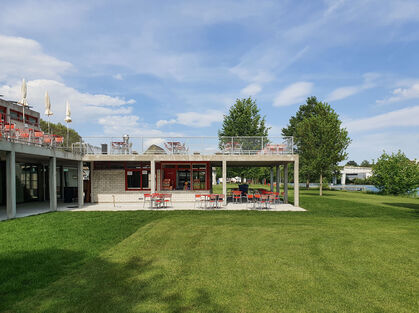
[43,135,52,145]
[163,194,172,208]
[232,190,242,203]
[55,136,64,144]
[143,193,152,207]
[216,194,225,208]
[194,194,203,208]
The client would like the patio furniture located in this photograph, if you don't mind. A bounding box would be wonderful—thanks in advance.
[163,193,172,208]
[143,193,152,207]
[165,141,188,154]
[194,194,204,208]
[151,193,163,208]
[246,194,255,209]
[232,190,242,203]
[208,194,218,208]
[258,194,270,209]
[216,194,224,208]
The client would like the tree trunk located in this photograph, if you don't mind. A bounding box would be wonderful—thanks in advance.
[306,179,310,189]
[319,173,323,196]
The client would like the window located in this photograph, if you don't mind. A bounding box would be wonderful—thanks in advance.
[124,162,151,190]
[126,171,141,189]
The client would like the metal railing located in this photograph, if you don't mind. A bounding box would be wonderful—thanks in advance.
[80,136,294,155]
[0,112,82,154]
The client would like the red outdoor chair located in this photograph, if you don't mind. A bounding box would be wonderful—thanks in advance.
[232,190,242,203]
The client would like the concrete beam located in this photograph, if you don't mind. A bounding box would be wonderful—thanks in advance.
[294,155,300,207]
[49,157,57,211]
[284,163,288,204]
[6,150,16,219]
[150,160,156,193]
[276,164,280,194]
[78,161,84,208]
[222,160,227,204]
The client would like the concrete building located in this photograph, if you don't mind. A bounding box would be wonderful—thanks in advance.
[0,98,41,131]
[0,99,300,220]
[340,166,372,184]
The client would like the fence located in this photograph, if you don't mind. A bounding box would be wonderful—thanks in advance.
[79,136,294,155]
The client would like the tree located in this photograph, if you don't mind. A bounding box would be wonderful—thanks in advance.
[218,97,269,179]
[282,97,320,188]
[294,99,351,196]
[360,160,371,167]
[40,119,81,147]
[371,151,419,195]
[346,160,358,166]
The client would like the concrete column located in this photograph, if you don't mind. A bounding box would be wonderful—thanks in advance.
[270,167,274,192]
[78,161,84,208]
[284,163,288,204]
[341,172,346,185]
[60,166,64,200]
[49,157,57,211]
[150,159,156,193]
[294,156,300,207]
[212,167,217,185]
[222,160,227,204]
[275,164,280,194]
[6,150,16,219]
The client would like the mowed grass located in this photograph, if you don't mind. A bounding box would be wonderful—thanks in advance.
[0,191,418,312]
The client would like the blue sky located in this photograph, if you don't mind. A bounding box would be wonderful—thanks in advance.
[0,0,418,163]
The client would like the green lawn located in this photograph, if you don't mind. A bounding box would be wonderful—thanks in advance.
[0,191,418,312]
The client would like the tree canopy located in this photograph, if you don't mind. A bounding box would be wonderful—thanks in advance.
[40,119,81,147]
[218,97,269,137]
[284,97,351,195]
[360,160,372,167]
[346,160,358,167]
[218,97,269,179]
[371,151,419,195]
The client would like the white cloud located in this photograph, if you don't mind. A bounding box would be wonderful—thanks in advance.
[156,110,223,128]
[0,79,135,125]
[241,83,262,96]
[273,82,313,107]
[156,119,177,127]
[377,83,419,104]
[113,73,123,80]
[345,106,419,132]
[0,35,72,82]
[327,73,379,101]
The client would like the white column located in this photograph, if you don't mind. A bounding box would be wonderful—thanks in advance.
[270,167,274,192]
[6,150,16,219]
[49,157,57,211]
[222,160,227,204]
[294,156,300,207]
[341,172,346,185]
[212,167,217,185]
[276,164,280,194]
[150,159,156,193]
[78,161,84,208]
[284,163,288,204]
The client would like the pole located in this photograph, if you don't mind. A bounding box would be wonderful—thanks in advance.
[66,123,69,148]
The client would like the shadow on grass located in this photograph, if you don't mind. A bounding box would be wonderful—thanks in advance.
[3,250,226,313]
[383,202,419,212]
[0,249,86,311]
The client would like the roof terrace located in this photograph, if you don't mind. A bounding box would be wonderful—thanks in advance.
[76,136,294,156]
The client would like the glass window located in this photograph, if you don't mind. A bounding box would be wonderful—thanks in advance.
[192,164,206,169]
[126,170,141,189]
[141,170,149,188]
[178,164,190,169]
[193,170,206,190]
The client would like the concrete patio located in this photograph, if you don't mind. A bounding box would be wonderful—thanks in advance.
[1,201,305,221]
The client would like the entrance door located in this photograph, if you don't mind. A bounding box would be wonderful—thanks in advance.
[164,168,176,190]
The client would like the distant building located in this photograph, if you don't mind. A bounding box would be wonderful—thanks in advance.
[341,166,372,184]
